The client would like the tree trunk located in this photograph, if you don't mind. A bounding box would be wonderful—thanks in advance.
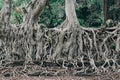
[19,0,48,62]
[103,0,108,25]
[2,0,11,29]
[65,0,79,26]
[116,0,120,7]
[1,0,12,61]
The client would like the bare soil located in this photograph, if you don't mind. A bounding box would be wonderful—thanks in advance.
[0,74,120,80]
[0,76,88,80]
[0,64,120,80]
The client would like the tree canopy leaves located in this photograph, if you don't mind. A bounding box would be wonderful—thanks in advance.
[0,0,119,27]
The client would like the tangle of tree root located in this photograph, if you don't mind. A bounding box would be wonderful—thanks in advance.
[0,23,120,75]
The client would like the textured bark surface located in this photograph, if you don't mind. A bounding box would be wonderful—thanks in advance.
[103,0,108,24]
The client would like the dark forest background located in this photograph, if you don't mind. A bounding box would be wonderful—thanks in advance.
[0,0,120,28]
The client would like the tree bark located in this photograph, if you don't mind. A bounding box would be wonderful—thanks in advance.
[116,0,120,7]
[51,0,81,61]
[2,0,12,30]
[20,0,47,62]
[23,0,47,24]
[1,0,12,61]
[65,0,79,25]
[103,0,108,25]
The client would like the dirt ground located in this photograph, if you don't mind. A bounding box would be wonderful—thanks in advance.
[0,64,120,80]
[0,76,89,80]
[0,76,106,80]
[0,72,120,80]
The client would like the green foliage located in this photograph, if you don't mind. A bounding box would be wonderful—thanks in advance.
[47,36,52,44]
[0,0,4,10]
[110,42,116,50]
[10,0,29,24]
[0,0,119,28]
[76,0,103,27]
[39,0,64,28]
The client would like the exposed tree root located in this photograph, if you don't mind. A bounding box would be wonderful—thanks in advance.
[0,23,120,74]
